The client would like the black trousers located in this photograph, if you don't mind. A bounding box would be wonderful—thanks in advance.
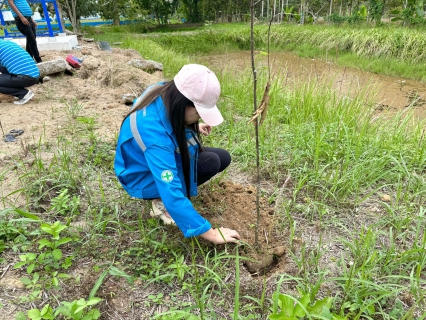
[197,147,231,185]
[0,66,38,99]
[144,147,231,200]
[15,17,42,63]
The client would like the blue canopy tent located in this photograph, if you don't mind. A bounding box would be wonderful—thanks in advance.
[0,0,63,38]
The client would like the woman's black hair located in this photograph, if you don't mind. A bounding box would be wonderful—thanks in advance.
[123,81,201,198]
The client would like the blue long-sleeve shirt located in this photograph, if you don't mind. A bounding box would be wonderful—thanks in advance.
[114,92,211,238]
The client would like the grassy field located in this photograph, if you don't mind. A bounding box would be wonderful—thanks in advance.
[1,22,426,319]
[89,22,426,82]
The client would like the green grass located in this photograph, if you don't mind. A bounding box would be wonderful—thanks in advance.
[2,22,426,319]
[87,22,426,81]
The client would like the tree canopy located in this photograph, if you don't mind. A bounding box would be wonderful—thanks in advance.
[57,0,426,30]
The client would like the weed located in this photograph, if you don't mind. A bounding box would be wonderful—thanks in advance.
[269,291,346,319]
[64,98,85,119]
[50,189,80,216]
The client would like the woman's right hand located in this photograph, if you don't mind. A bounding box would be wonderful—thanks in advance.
[201,227,241,244]
[20,16,30,26]
[198,123,212,136]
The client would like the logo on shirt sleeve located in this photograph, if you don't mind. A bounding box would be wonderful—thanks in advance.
[161,170,174,183]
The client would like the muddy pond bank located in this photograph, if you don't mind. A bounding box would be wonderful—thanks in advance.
[200,51,426,120]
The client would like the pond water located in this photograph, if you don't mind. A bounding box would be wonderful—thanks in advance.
[200,51,426,120]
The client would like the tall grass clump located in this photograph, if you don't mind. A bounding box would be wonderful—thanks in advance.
[211,69,426,206]
[207,24,426,63]
[133,23,426,63]
[93,23,426,80]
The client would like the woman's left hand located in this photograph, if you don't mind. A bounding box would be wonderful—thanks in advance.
[199,123,212,136]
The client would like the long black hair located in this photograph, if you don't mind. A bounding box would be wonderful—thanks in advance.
[122,81,201,198]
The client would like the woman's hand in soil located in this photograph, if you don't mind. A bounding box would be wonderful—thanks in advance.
[199,123,212,136]
[201,227,241,244]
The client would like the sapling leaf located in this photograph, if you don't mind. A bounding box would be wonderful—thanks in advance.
[38,239,52,249]
[40,304,54,319]
[54,306,70,318]
[70,300,80,314]
[14,261,27,269]
[75,305,88,314]
[82,309,101,320]
[27,308,41,320]
[38,252,46,263]
[29,290,41,300]
[20,277,32,285]
[40,224,55,235]
[56,237,72,246]
[27,263,35,274]
[52,223,66,234]
[52,249,63,260]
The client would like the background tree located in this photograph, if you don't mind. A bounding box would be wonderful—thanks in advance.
[181,0,202,22]
[136,0,175,24]
[201,0,228,21]
[97,0,134,25]
[58,0,97,32]
[369,0,384,23]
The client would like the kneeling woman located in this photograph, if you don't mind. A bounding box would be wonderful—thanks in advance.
[114,64,241,244]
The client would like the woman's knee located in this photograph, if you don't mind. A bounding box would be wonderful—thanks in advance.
[217,149,231,172]
[198,152,221,176]
[204,147,231,172]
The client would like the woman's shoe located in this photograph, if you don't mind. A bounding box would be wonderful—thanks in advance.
[150,200,176,225]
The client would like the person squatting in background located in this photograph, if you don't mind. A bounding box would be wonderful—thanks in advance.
[0,39,40,105]
[7,0,43,63]
[114,64,241,244]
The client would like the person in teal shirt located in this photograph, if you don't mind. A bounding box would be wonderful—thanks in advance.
[0,39,39,105]
[7,0,42,63]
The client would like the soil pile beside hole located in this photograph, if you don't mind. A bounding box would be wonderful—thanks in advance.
[198,181,288,275]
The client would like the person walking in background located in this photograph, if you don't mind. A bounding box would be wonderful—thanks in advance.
[7,0,42,63]
[114,64,241,244]
[0,39,39,105]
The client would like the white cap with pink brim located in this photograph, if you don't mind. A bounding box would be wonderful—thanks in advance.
[174,64,224,126]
